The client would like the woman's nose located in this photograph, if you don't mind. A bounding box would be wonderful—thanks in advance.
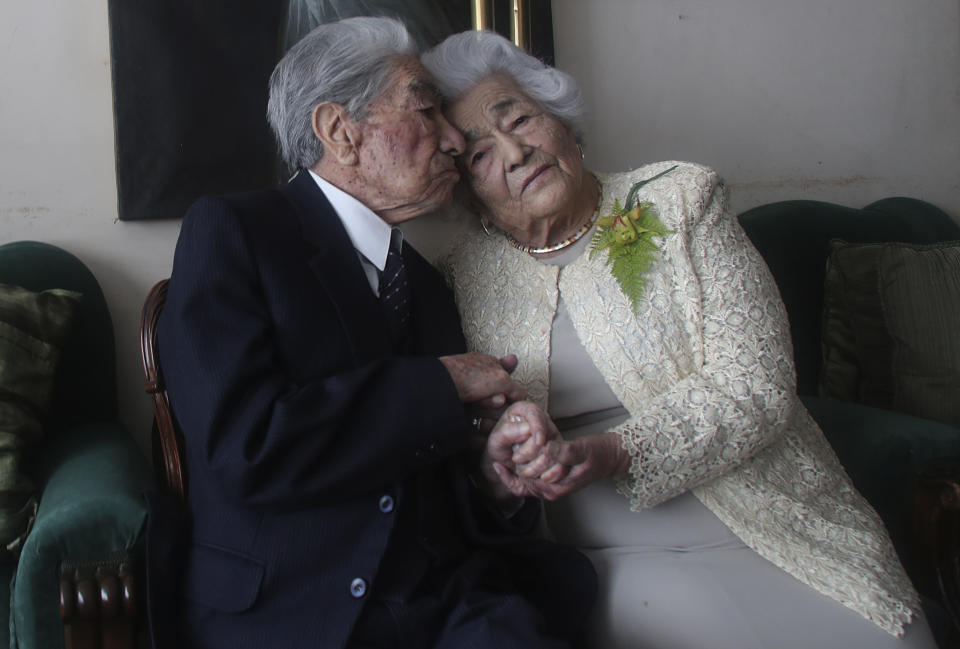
[498,134,527,172]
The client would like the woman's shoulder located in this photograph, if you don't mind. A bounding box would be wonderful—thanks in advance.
[598,161,720,196]
[436,225,507,280]
[596,161,724,231]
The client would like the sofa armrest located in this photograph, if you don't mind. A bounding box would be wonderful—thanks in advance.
[11,421,152,649]
[800,396,960,641]
[912,474,960,636]
[800,396,960,545]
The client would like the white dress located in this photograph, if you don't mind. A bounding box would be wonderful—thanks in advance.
[440,161,936,646]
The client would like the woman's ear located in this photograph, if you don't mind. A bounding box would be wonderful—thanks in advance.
[463,194,495,234]
[312,102,360,165]
[479,213,494,235]
[452,181,484,220]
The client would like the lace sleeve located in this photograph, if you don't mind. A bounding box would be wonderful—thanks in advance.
[615,183,802,509]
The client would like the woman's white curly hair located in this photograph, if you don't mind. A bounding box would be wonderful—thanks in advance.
[421,30,585,142]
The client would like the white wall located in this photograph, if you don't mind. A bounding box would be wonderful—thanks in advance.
[552,0,960,216]
[2,0,958,455]
[1,0,180,455]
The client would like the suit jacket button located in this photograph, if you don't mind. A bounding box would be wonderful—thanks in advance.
[350,578,367,598]
[378,495,394,513]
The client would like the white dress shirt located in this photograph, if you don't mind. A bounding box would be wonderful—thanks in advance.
[308,170,402,296]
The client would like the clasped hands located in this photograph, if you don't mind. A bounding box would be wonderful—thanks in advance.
[480,401,629,501]
[438,352,628,502]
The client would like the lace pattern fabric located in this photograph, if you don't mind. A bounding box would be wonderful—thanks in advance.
[440,161,919,636]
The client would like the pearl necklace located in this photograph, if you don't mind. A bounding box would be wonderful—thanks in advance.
[505,178,603,255]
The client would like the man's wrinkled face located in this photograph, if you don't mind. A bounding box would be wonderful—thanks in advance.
[354,57,465,224]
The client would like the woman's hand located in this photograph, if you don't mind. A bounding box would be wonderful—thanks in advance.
[478,401,633,501]
[476,401,562,500]
[515,432,632,501]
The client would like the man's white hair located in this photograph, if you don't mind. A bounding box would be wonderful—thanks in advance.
[267,16,416,171]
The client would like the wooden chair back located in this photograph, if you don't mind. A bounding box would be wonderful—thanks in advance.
[139,279,187,500]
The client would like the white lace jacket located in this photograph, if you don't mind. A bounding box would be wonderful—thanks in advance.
[440,161,919,636]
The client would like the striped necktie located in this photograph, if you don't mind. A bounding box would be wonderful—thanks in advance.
[379,234,411,342]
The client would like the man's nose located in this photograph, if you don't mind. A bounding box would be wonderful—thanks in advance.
[437,113,465,156]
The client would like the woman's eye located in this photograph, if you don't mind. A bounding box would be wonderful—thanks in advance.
[513,115,528,127]
[470,151,486,166]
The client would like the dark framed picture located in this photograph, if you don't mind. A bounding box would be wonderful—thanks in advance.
[107,0,553,221]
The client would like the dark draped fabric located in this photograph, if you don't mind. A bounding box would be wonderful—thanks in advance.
[107,0,551,220]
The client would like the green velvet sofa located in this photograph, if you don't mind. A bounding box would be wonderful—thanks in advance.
[738,197,960,646]
[0,241,153,649]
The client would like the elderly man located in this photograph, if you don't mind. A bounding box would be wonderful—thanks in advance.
[155,16,595,649]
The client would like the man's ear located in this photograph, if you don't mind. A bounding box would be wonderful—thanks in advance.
[312,102,361,165]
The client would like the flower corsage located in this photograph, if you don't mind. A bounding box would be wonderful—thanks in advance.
[589,165,677,312]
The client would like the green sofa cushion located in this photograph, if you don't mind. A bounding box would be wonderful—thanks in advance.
[737,198,960,395]
[0,241,118,428]
[801,395,960,558]
[821,242,893,405]
[0,284,81,557]
[11,421,151,649]
[820,240,960,428]
[880,243,960,427]
[0,563,9,649]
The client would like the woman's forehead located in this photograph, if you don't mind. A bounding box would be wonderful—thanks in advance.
[450,76,534,134]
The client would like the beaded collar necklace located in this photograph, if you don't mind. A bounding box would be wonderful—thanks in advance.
[505,176,603,255]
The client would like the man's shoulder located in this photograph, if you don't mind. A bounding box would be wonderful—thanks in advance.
[179,185,306,247]
[185,186,292,222]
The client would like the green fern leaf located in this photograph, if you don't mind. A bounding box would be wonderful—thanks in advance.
[588,168,678,312]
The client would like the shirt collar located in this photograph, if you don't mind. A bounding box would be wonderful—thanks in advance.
[308,170,401,271]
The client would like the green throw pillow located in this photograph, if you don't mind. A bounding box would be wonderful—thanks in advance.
[820,240,960,427]
[0,283,82,558]
[821,242,895,405]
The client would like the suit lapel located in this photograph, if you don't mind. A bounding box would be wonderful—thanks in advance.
[281,171,392,363]
[403,244,467,356]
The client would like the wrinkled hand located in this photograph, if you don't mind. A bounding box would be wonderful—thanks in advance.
[439,352,525,408]
[509,432,632,501]
[476,401,564,500]
[483,402,632,501]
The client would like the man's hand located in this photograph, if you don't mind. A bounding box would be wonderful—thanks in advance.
[476,401,563,500]
[480,402,633,501]
[511,432,632,501]
[439,352,525,407]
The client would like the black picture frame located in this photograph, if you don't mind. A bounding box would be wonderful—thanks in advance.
[107,1,554,221]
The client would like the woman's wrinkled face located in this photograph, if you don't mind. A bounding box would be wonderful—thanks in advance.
[446,75,584,232]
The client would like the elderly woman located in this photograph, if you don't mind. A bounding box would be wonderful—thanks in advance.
[421,31,937,649]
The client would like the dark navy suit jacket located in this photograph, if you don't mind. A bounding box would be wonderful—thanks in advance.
[155,171,595,649]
